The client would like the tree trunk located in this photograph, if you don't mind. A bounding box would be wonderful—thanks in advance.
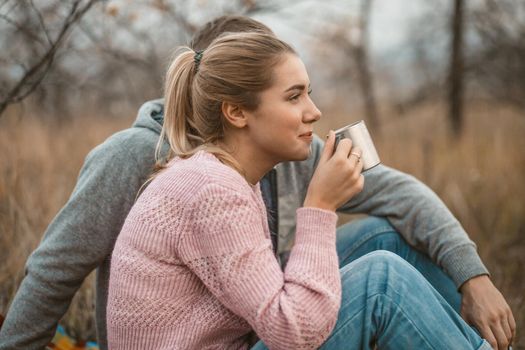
[449,0,465,138]
[354,0,380,135]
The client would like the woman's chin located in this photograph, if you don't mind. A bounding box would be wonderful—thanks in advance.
[291,146,311,161]
[275,144,311,163]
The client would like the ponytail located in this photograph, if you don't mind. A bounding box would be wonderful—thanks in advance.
[148,32,294,188]
[153,47,246,179]
[154,49,195,168]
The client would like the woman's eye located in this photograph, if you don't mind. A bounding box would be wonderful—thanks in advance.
[289,88,312,101]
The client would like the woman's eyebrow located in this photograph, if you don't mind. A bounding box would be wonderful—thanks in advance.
[283,83,311,93]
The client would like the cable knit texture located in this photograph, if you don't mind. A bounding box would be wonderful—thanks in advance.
[106,150,340,350]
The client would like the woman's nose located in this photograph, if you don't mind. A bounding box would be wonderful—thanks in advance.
[304,99,322,123]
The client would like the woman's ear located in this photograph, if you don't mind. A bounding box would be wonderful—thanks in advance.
[221,101,248,129]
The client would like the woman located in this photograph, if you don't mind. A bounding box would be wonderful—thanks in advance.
[106,32,491,349]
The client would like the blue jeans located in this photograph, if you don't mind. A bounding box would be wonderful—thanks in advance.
[335,217,462,312]
[251,217,491,349]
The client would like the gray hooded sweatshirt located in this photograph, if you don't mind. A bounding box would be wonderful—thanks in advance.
[0,99,488,350]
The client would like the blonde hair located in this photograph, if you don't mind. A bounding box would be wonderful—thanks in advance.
[156,32,295,175]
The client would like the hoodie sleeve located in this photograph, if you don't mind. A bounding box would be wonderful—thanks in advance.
[311,135,488,288]
[337,163,488,288]
[0,131,158,350]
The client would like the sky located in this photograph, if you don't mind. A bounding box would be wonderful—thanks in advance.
[252,0,431,59]
[250,0,439,102]
[369,0,428,56]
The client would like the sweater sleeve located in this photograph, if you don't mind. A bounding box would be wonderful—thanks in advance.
[178,184,340,350]
[0,138,152,350]
[337,163,489,288]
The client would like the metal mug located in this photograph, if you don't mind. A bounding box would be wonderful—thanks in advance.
[334,120,381,171]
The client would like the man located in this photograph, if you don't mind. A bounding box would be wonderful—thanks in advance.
[0,15,515,350]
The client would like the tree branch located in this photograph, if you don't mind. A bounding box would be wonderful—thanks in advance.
[0,11,46,46]
[29,0,53,46]
[0,0,100,116]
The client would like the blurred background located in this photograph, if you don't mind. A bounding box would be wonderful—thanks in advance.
[1,0,524,347]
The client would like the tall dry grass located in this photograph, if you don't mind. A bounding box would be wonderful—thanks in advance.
[0,114,130,340]
[0,102,524,347]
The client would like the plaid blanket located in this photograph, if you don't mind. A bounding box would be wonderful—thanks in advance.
[46,325,99,350]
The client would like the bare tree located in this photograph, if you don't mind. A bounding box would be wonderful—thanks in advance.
[0,0,101,117]
[309,1,380,134]
[352,0,379,134]
[448,0,465,138]
[0,0,285,120]
[403,0,525,122]
[469,0,525,110]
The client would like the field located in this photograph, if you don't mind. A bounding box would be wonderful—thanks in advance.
[1,102,524,347]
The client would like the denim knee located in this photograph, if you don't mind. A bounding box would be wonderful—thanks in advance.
[340,250,414,289]
[341,216,392,231]
[353,250,409,269]
[336,217,405,258]
[337,216,398,240]
[358,216,393,230]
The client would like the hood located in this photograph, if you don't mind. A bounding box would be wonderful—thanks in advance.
[132,98,165,135]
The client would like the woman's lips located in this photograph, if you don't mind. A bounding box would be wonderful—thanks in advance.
[299,132,313,141]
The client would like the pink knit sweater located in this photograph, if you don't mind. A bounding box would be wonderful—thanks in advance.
[106,151,341,350]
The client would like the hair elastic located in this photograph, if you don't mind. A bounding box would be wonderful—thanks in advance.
[194,50,203,71]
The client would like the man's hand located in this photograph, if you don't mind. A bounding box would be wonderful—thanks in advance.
[460,275,516,350]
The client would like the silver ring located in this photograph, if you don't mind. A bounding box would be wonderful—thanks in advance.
[350,152,361,161]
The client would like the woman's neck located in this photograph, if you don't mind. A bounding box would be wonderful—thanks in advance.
[217,139,276,186]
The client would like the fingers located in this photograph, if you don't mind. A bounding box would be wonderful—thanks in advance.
[334,137,353,158]
[479,324,497,350]
[492,322,510,350]
[335,139,363,171]
[459,276,515,350]
[347,146,364,196]
[492,302,515,349]
[501,314,513,345]
[348,146,363,168]
[508,309,517,344]
[320,130,336,164]
[480,320,512,350]
[338,140,363,176]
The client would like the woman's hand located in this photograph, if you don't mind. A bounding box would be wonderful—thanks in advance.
[304,130,364,211]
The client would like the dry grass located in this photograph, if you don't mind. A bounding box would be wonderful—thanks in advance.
[1,102,524,347]
[0,114,130,340]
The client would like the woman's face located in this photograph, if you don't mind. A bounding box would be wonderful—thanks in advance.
[243,53,321,163]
